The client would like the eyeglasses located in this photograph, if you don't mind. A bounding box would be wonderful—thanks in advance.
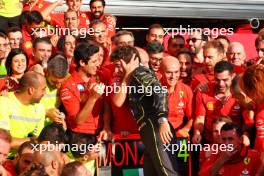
[186,38,202,43]
[256,48,264,53]
[172,43,184,48]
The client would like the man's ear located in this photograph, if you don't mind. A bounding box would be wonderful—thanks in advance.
[79,60,86,67]
[51,160,58,169]
[28,87,34,95]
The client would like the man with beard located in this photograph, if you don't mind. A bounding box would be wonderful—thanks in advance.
[0,71,46,149]
[88,0,116,38]
[29,37,52,74]
[191,40,224,92]
[187,30,208,73]
[146,23,165,45]
[146,40,164,80]
[192,61,246,144]
[4,141,35,176]
[199,123,263,176]
[177,48,193,86]
[167,35,185,57]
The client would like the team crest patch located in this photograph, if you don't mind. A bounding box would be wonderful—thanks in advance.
[81,13,86,18]
[207,102,214,110]
[241,168,249,175]
[25,41,32,49]
[38,4,43,9]
[179,91,184,98]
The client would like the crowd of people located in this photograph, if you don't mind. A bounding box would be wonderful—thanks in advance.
[0,0,264,176]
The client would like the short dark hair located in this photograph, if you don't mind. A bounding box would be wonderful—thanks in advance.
[214,60,234,74]
[26,11,43,25]
[17,141,36,156]
[61,161,84,176]
[7,27,22,34]
[57,35,76,52]
[47,54,69,78]
[146,40,164,54]
[110,45,140,64]
[0,32,7,40]
[20,163,48,176]
[5,49,29,76]
[147,23,163,35]
[168,35,184,45]
[32,37,52,49]
[90,19,105,28]
[38,123,67,144]
[70,133,96,158]
[90,0,106,7]
[74,42,99,68]
[221,123,243,137]
[176,48,193,63]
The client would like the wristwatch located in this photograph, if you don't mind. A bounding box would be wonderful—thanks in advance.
[158,117,168,124]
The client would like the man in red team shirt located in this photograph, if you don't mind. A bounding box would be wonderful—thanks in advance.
[191,40,224,91]
[177,48,193,86]
[167,35,185,57]
[89,0,116,38]
[199,123,263,176]
[226,42,246,74]
[146,23,165,45]
[160,56,193,137]
[192,61,246,144]
[187,30,208,71]
[60,43,111,141]
[146,40,164,80]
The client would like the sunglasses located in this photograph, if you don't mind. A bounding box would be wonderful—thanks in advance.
[172,43,184,48]
[187,38,202,43]
[256,48,264,53]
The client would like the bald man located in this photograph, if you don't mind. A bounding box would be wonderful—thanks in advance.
[227,42,246,73]
[161,56,193,137]
[33,149,64,176]
[0,71,47,149]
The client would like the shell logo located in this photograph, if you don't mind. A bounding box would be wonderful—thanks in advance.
[24,41,32,49]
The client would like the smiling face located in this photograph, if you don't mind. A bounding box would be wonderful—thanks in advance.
[149,52,163,72]
[81,52,100,76]
[204,47,222,71]
[11,53,27,75]
[90,0,104,19]
[215,70,233,94]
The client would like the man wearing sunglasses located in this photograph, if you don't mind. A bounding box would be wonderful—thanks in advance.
[167,35,185,57]
[187,30,208,72]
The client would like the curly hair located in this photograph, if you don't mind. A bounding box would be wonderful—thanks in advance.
[239,64,264,102]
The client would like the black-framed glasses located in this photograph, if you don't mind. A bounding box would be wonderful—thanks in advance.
[186,38,202,43]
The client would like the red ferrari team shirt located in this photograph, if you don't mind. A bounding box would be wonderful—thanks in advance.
[191,70,214,91]
[108,75,138,134]
[199,147,262,176]
[60,71,103,134]
[254,102,264,152]
[196,85,244,142]
[165,82,193,130]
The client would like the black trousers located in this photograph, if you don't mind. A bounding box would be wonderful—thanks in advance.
[139,118,181,176]
[0,15,21,32]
